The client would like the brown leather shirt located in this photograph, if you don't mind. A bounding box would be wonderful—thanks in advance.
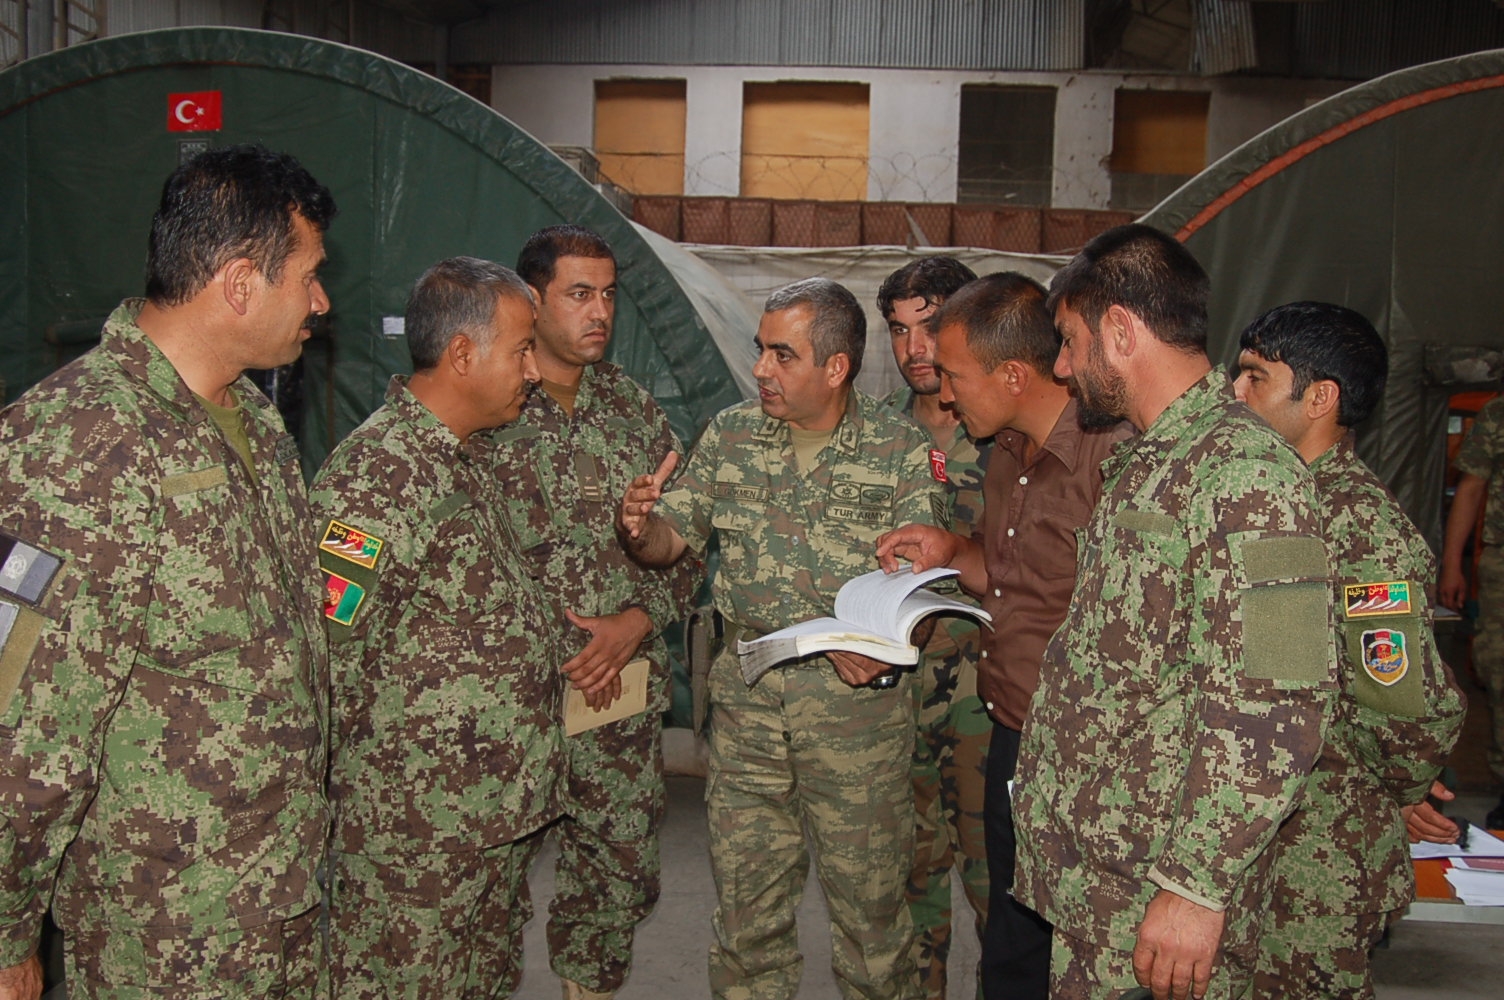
[978,397,1132,728]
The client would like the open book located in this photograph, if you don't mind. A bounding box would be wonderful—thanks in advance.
[735,565,991,684]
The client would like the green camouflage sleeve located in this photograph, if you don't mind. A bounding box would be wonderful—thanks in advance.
[0,416,154,964]
[1148,457,1336,911]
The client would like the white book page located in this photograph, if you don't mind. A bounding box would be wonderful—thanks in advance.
[831,565,960,642]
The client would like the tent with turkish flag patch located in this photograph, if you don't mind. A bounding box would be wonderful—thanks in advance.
[0,26,747,473]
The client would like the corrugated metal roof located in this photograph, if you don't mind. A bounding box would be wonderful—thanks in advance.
[1193,0,1256,76]
[449,0,1088,70]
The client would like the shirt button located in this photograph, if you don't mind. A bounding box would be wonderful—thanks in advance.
[1019,475,1028,485]
[981,649,989,658]
[1006,528,1015,537]
[985,701,995,711]
[993,588,1002,597]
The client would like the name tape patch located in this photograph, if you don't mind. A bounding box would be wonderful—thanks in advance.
[320,520,385,570]
[710,482,769,503]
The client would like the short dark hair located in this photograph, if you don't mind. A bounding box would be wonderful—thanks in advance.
[931,272,1058,375]
[876,256,978,320]
[764,278,867,384]
[145,144,336,307]
[1045,223,1208,352]
[515,224,616,293]
[405,257,534,371]
[1238,301,1388,428]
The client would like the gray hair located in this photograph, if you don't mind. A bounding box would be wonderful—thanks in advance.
[406,257,534,371]
[764,277,866,383]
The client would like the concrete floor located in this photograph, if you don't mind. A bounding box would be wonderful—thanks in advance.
[516,775,1504,1000]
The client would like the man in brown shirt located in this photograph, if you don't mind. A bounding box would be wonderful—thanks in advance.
[878,272,1130,999]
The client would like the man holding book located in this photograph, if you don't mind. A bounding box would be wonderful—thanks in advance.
[618,277,943,1000]
[877,272,1132,999]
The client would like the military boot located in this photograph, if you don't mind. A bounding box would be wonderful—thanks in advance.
[561,978,615,1000]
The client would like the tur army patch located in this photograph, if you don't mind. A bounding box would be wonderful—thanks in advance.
[1344,580,1412,618]
[0,532,62,605]
[826,479,896,526]
[323,570,367,626]
[320,520,385,570]
[1361,627,1409,687]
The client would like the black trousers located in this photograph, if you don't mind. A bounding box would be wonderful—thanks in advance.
[981,724,1052,1000]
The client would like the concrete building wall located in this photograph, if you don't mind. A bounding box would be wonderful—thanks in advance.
[492,62,1348,210]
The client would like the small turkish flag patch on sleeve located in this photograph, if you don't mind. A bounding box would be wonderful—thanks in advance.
[929,448,948,483]
[167,91,222,132]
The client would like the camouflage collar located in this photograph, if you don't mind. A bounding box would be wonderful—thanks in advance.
[385,374,471,460]
[102,298,277,428]
[1102,368,1230,476]
[1309,433,1358,474]
[753,387,868,456]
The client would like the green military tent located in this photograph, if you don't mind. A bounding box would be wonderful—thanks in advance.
[1141,48,1504,546]
[0,26,745,473]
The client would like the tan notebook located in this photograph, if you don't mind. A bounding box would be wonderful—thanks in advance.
[564,657,649,736]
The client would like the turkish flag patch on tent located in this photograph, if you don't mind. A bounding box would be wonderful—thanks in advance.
[166,91,222,132]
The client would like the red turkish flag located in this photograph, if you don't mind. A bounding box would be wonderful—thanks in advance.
[166,91,222,132]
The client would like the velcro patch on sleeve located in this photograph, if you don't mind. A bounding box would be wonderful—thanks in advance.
[1235,534,1332,683]
[1342,610,1427,717]
[1238,534,1328,585]
[0,599,46,717]
[319,519,385,570]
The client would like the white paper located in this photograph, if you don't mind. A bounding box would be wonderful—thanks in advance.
[1443,867,1504,906]
[1410,824,1504,860]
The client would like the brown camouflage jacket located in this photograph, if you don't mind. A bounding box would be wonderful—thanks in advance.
[0,300,329,961]
[486,363,704,713]
[1014,371,1337,950]
[1269,436,1465,915]
[312,377,562,855]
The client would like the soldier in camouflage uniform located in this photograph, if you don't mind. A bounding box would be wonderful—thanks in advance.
[1014,226,1337,1000]
[876,257,991,1000]
[619,279,942,1000]
[1232,301,1465,998]
[488,227,703,1000]
[313,258,562,999]
[0,146,334,999]
[1441,394,1504,831]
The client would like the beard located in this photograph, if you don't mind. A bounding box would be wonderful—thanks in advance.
[1072,341,1129,429]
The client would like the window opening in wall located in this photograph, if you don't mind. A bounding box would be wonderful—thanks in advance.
[740,81,870,201]
[1109,88,1208,213]
[594,79,687,196]
[957,84,1056,206]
